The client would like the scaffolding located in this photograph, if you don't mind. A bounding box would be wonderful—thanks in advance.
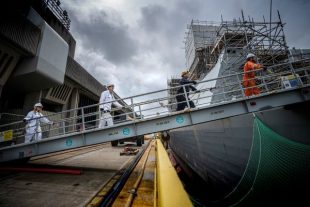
[167,77,180,112]
[184,11,290,80]
[165,11,310,112]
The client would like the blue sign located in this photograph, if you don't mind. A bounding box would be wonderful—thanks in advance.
[65,139,73,147]
[123,128,130,135]
[176,116,184,124]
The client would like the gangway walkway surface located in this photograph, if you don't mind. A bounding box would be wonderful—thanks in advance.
[0,58,309,162]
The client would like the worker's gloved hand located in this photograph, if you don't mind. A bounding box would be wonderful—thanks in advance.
[266,68,273,74]
[262,66,273,74]
[192,80,197,84]
[100,108,104,111]
[23,119,27,123]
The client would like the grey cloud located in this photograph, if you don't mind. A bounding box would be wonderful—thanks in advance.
[272,0,310,49]
[137,3,191,71]
[139,5,168,32]
[69,9,138,64]
[61,0,310,99]
[139,1,194,37]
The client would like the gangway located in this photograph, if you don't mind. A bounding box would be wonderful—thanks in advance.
[0,58,309,162]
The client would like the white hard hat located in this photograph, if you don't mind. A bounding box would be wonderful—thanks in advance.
[246,53,255,59]
[34,103,43,108]
[106,83,114,88]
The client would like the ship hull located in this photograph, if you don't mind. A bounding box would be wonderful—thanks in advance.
[169,101,310,205]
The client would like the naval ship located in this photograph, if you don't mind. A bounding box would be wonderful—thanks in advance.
[168,14,310,206]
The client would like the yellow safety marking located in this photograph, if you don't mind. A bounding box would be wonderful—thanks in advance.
[156,139,193,207]
[0,130,13,141]
[88,197,102,206]
[154,160,157,207]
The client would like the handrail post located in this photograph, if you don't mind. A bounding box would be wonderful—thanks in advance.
[182,85,191,109]
[47,124,51,138]
[222,76,228,101]
[131,98,136,120]
[62,121,65,135]
[81,108,85,131]
[35,119,39,141]
[289,62,304,87]
[261,74,269,92]
[236,74,245,98]
[138,105,142,119]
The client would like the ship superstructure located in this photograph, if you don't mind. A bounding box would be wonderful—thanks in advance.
[169,12,310,108]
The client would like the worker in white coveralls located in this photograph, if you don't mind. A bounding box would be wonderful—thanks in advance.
[23,103,54,143]
[99,84,124,128]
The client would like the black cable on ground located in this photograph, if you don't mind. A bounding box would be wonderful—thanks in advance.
[100,140,151,207]
[124,141,153,207]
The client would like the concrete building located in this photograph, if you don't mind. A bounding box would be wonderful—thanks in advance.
[0,0,126,127]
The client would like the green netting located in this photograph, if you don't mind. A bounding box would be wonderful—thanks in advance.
[215,115,310,206]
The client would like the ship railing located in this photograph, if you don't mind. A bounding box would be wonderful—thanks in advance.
[191,58,310,108]
[0,58,309,147]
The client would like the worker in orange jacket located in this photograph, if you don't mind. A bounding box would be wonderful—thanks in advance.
[242,53,263,96]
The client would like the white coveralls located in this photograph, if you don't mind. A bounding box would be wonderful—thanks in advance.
[99,90,122,128]
[24,111,53,143]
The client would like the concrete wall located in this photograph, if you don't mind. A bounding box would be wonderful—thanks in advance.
[11,21,68,92]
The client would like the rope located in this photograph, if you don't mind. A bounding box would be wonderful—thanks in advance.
[230,115,263,206]
[208,113,262,206]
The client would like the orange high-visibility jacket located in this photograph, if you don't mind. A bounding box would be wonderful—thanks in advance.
[243,60,262,86]
[243,60,262,78]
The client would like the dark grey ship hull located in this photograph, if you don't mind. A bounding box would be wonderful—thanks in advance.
[169,101,310,205]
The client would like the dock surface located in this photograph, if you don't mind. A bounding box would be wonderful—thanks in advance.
[0,142,140,207]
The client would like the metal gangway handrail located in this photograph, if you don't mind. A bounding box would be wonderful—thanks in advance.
[0,58,309,162]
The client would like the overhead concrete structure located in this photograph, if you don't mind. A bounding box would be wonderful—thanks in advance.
[12,10,69,91]
[0,0,128,132]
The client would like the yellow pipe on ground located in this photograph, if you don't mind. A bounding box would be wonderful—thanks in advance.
[156,139,193,207]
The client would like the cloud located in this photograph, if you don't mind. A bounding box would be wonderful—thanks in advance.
[68,7,138,64]
[139,5,168,32]
[61,0,310,99]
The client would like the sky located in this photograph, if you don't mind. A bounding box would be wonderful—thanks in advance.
[61,0,310,98]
